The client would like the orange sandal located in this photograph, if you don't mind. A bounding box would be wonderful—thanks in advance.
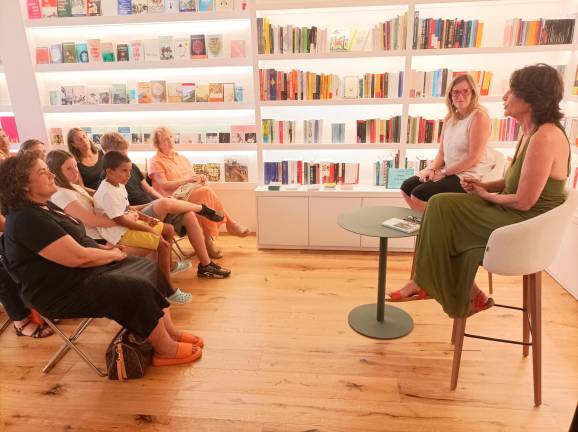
[179,332,204,348]
[386,288,431,302]
[152,342,202,367]
[467,291,495,317]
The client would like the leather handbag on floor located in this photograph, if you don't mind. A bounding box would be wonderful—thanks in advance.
[105,328,153,380]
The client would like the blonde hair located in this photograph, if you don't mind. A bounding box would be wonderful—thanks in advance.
[153,126,171,149]
[101,132,129,152]
[444,74,486,124]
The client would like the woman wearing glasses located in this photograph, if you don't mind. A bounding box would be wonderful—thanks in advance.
[400,74,494,212]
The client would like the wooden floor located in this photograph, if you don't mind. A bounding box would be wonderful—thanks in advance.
[1,235,577,432]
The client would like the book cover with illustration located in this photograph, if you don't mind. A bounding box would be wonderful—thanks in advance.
[159,36,174,60]
[70,0,87,15]
[116,44,130,61]
[206,34,223,58]
[132,0,147,13]
[36,47,50,64]
[150,80,167,103]
[223,83,235,102]
[86,88,99,104]
[138,82,152,104]
[179,0,195,11]
[41,0,58,17]
[87,39,101,62]
[190,35,207,59]
[144,39,160,61]
[49,43,63,63]
[72,86,87,104]
[230,125,245,143]
[179,83,196,102]
[230,40,246,58]
[130,41,143,61]
[167,83,181,102]
[112,83,127,104]
[215,0,233,10]
[75,43,89,63]
[381,215,421,234]
[60,86,74,105]
[101,42,115,61]
[198,0,213,11]
[208,83,224,102]
[174,38,189,60]
[148,0,164,13]
[195,84,209,102]
[205,132,218,144]
[57,0,72,17]
[62,42,77,63]
[98,87,111,104]
[224,156,249,182]
[50,128,65,146]
[87,0,101,15]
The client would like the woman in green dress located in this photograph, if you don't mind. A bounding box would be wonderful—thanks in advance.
[388,64,571,318]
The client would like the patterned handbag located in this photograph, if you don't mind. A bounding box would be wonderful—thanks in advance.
[105,328,153,380]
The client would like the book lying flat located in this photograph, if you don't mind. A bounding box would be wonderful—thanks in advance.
[381,216,421,234]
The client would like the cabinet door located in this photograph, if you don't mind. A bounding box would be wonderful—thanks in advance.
[257,196,308,247]
[309,197,361,248]
[361,197,415,251]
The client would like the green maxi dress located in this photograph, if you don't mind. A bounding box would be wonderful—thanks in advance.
[413,128,570,318]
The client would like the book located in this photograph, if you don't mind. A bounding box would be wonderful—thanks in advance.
[164,0,177,12]
[190,35,207,59]
[148,0,164,12]
[224,156,249,182]
[381,216,421,234]
[87,0,101,15]
[0,117,19,143]
[112,83,127,104]
[116,44,130,61]
[167,83,181,102]
[196,84,209,101]
[192,132,205,144]
[57,0,72,16]
[60,86,74,105]
[159,36,174,60]
[138,82,152,103]
[208,83,224,102]
[50,44,63,63]
[127,85,138,104]
[219,132,230,143]
[41,0,58,17]
[72,85,87,104]
[130,41,143,61]
[150,80,167,103]
[206,34,223,58]
[88,39,101,62]
[329,29,350,51]
[230,40,246,58]
[215,0,233,10]
[62,42,76,63]
[174,38,189,60]
[117,0,131,14]
[36,47,50,64]
[70,0,87,15]
[206,163,221,181]
[144,39,160,61]
[205,132,218,143]
[230,125,245,143]
[98,87,111,104]
[75,43,89,63]
[131,0,147,13]
[386,168,414,189]
[86,88,99,104]
[223,83,235,102]
[198,0,213,11]
[178,83,195,102]
[49,128,65,146]
[179,0,195,11]
[101,42,115,61]
[28,0,42,19]
[343,76,359,98]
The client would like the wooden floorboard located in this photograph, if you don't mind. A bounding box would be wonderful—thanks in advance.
[1,235,577,431]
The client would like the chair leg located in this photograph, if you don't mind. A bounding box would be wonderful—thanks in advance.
[0,316,11,335]
[522,275,530,357]
[488,272,493,295]
[529,272,542,407]
[451,319,458,344]
[450,318,467,390]
[42,318,107,377]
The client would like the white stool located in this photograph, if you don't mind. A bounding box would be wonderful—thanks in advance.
[450,189,578,406]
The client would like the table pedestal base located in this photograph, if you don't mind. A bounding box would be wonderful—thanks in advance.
[348,303,414,339]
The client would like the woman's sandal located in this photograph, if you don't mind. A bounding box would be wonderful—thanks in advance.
[14,317,54,338]
[179,332,204,348]
[386,288,431,302]
[467,291,495,317]
[152,342,202,367]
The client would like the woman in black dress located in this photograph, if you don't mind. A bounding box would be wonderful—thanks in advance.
[67,127,104,190]
[0,152,203,367]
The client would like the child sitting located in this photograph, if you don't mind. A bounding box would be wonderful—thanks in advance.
[93,151,191,304]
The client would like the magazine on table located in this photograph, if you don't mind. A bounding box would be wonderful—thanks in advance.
[381,215,421,234]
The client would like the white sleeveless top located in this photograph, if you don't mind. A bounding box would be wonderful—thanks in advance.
[51,184,103,240]
[442,110,493,180]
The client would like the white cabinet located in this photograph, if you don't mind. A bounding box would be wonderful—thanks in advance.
[257,196,308,247]
[309,197,362,248]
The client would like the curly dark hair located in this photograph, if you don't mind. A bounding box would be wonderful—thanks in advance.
[0,152,40,215]
[509,63,564,125]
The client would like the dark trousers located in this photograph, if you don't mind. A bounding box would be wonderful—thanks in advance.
[400,175,465,202]
[0,265,30,322]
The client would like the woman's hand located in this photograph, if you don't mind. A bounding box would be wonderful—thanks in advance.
[189,174,207,184]
[110,247,127,262]
[418,168,435,182]
[431,170,447,182]
[461,177,489,198]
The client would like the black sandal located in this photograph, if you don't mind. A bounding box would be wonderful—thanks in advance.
[14,318,54,338]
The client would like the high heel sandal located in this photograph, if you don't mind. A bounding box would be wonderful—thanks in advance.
[14,317,54,338]
[386,288,431,302]
[467,290,495,317]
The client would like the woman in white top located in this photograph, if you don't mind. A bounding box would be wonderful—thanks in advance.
[400,74,493,212]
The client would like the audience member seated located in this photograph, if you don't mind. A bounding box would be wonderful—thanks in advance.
[388,64,571,318]
[93,151,193,304]
[18,139,47,160]
[0,128,10,161]
[401,74,493,212]
[0,214,53,338]
[148,126,248,259]
[99,132,231,278]
[0,152,203,366]
[67,127,104,191]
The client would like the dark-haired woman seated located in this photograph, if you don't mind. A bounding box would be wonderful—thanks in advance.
[0,152,204,366]
[388,64,571,318]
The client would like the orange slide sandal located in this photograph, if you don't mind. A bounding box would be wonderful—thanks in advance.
[152,342,202,367]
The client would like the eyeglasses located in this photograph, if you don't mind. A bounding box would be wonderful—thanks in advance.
[451,88,473,97]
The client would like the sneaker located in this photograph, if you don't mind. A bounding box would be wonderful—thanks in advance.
[198,204,224,222]
[167,288,192,304]
[171,260,192,275]
[197,261,231,278]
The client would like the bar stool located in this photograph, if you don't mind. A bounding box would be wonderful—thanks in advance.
[450,189,578,406]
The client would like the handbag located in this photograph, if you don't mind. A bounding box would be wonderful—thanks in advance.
[105,328,153,380]
[172,182,202,201]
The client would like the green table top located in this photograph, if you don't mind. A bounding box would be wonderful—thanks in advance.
[338,206,421,238]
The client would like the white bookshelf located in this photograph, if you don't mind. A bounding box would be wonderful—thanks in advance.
[35,58,253,72]
[43,102,253,113]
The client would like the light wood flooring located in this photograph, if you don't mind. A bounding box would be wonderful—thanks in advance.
[1,235,577,432]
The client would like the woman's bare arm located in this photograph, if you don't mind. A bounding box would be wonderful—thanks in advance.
[38,235,126,267]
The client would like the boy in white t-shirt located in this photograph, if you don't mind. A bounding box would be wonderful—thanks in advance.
[93,151,192,304]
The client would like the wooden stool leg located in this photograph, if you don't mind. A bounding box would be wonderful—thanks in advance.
[488,272,493,295]
[450,318,467,390]
[523,275,530,357]
[530,272,542,407]
[451,319,458,344]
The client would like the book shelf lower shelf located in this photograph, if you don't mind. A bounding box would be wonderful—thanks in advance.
[43,102,253,113]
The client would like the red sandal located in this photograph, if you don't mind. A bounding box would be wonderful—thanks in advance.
[179,332,204,348]
[467,291,495,317]
[386,288,431,302]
